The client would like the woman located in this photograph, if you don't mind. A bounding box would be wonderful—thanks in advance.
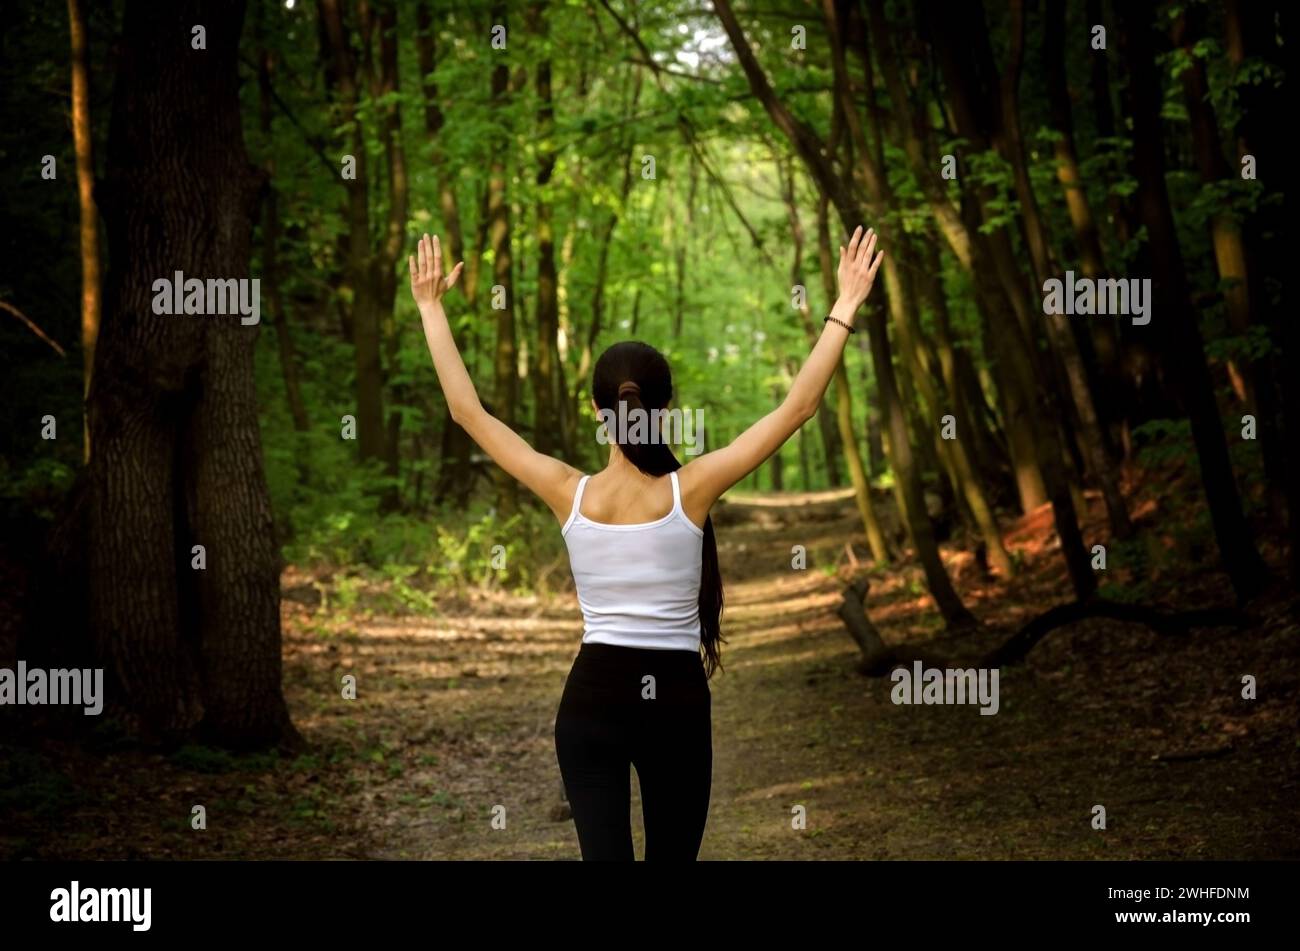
[409,226,884,860]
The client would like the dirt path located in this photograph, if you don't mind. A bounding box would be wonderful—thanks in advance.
[5,488,1296,860]
[283,489,1300,860]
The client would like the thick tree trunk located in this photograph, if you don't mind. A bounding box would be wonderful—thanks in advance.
[89,0,297,747]
[1118,0,1267,601]
[1223,0,1294,584]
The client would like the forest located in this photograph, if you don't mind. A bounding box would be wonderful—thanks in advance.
[0,0,1295,861]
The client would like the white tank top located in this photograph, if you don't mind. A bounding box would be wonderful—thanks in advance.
[561,470,705,652]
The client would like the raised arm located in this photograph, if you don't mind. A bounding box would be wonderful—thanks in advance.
[679,225,884,523]
[410,233,581,521]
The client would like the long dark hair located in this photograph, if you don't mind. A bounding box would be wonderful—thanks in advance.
[592,341,726,678]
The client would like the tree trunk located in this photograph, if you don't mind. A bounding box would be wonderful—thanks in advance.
[372,0,409,487]
[715,0,972,626]
[847,16,1013,574]
[530,3,566,460]
[417,1,478,504]
[1173,7,1284,520]
[1223,0,1294,584]
[1042,0,1121,388]
[89,0,297,747]
[867,0,1044,510]
[487,9,518,512]
[1118,0,1266,601]
[868,299,976,629]
[805,188,888,562]
[928,0,1096,598]
[318,0,387,465]
[256,44,310,434]
[808,200,847,488]
[1002,0,1132,539]
[68,0,99,463]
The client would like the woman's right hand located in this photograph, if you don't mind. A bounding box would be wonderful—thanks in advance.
[409,233,464,312]
[835,225,885,311]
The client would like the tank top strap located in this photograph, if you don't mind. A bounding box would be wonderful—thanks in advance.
[669,470,683,514]
[563,475,591,535]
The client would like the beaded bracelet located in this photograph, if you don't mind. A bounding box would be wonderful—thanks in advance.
[824,315,856,334]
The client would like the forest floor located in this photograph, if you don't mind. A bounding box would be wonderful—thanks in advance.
[3,474,1299,860]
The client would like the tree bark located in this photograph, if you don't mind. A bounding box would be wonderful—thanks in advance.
[89,0,297,747]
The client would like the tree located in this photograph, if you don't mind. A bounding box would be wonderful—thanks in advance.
[67,0,99,462]
[1117,0,1266,601]
[714,0,976,629]
[317,0,408,477]
[86,0,297,747]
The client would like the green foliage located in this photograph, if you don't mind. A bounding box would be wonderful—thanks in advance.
[1203,326,1275,365]
[168,745,280,775]
[1131,418,1195,468]
[964,149,1020,234]
[0,745,83,820]
[0,455,76,523]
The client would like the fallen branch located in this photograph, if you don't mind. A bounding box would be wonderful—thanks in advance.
[1,300,66,356]
[836,577,947,675]
[836,580,1249,677]
[980,599,1248,668]
[1154,744,1234,763]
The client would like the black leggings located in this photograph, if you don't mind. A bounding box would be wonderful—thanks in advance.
[554,642,712,860]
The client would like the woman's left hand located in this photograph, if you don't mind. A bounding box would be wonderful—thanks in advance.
[409,233,464,311]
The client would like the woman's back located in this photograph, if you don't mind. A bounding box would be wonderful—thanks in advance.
[561,469,705,652]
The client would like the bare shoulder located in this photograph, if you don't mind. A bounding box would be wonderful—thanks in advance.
[675,457,718,529]
[546,465,587,524]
